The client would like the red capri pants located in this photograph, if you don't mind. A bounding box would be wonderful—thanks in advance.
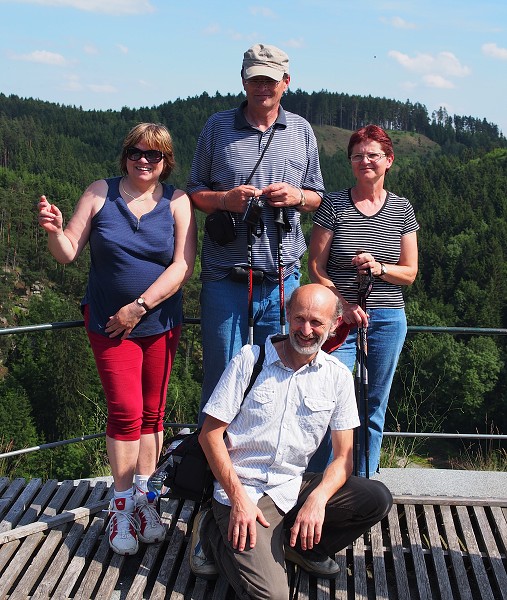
[84,306,181,441]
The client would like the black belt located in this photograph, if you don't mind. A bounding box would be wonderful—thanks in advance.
[229,266,269,285]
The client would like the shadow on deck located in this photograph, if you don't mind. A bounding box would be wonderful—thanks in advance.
[0,475,506,599]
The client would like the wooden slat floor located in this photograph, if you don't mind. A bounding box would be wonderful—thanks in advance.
[0,476,506,599]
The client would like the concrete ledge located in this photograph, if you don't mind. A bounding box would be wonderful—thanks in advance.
[375,468,507,500]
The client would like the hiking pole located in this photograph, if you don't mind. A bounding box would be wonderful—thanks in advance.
[274,207,286,335]
[354,249,374,477]
[247,224,254,345]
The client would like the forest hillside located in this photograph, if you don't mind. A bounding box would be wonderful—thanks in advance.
[0,89,506,479]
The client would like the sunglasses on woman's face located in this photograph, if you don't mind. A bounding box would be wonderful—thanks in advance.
[126,147,164,163]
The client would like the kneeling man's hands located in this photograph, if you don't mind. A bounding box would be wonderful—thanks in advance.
[289,494,326,550]
[228,497,270,552]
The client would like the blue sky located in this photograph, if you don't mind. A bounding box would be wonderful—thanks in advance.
[1,0,506,135]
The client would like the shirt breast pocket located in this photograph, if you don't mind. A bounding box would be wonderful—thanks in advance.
[297,395,335,435]
[284,157,306,186]
[247,388,275,422]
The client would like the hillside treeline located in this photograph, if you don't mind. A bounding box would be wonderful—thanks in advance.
[0,90,506,479]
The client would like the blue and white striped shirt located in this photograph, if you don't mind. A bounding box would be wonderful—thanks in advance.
[313,189,419,309]
[203,335,358,513]
[187,101,325,281]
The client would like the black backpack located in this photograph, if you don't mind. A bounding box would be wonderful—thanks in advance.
[157,344,266,502]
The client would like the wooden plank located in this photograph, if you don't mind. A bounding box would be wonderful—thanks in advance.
[0,536,19,574]
[16,479,58,527]
[30,481,107,599]
[0,478,26,522]
[124,499,175,600]
[169,536,195,600]
[472,505,507,599]
[370,519,389,600]
[490,505,507,552]
[150,499,194,600]
[0,478,41,532]
[0,499,109,544]
[61,484,113,599]
[352,534,367,599]
[422,504,453,600]
[387,504,411,598]
[405,504,432,600]
[93,548,126,599]
[0,531,45,599]
[393,495,507,507]
[0,480,83,599]
[334,546,348,600]
[315,577,331,600]
[440,505,474,600]
[0,478,11,496]
[68,516,111,599]
[456,504,495,600]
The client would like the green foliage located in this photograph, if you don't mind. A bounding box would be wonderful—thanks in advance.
[1,90,506,478]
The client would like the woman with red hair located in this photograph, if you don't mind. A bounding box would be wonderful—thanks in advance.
[308,125,419,476]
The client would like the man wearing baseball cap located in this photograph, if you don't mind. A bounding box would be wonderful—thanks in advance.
[188,44,325,423]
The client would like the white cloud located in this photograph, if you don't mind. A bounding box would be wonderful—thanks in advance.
[423,74,455,89]
[380,16,416,29]
[62,74,83,91]
[11,49,68,66]
[203,23,221,35]
[88,83,117,93]
[117,44,128,54]
[284,38,305,49]
[388,50,470,77]
[249,6,277,18]
[3,0,155,15]
[84,44,98,55]
[482,42,507,60]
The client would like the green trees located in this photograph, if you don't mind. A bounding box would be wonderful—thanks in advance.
[0,90,506,477]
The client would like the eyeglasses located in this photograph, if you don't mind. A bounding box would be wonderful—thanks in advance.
[126,147,164,163]
[350,153,386,163]
[244,78,282,89]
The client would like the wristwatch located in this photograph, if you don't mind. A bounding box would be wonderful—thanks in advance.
[379,263,388,277]
[135,297,150,311]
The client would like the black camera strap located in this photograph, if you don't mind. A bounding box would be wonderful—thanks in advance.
[244,126,276,185]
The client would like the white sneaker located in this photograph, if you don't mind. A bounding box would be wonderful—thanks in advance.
[134,492,166,544]
[108,497,139,555]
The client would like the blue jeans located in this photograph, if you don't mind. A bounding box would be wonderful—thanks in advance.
[307,308,407,477]
[198,269,300,425]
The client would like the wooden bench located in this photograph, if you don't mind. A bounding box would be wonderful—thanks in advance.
[0,476,506,599]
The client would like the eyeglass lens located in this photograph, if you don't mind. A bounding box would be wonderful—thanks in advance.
[127,147,164,163]
[350,153,385,163]
[245,79,280,88]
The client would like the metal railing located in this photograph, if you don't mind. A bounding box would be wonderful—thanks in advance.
[1,319,506,462]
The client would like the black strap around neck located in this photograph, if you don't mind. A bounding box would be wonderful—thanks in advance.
[244,127,276,185]
[243,344,266,399]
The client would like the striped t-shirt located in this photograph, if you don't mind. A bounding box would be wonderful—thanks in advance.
[187,101,325,281]
[313,189,419,309]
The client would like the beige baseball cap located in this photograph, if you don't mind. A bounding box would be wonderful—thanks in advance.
[242,43,289,82]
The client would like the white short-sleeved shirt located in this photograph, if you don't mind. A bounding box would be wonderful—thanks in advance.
[203,335,358,513]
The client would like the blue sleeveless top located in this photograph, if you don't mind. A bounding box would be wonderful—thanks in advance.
[82,177,183,338]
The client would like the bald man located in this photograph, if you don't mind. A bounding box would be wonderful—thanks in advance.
[191,284,392,599]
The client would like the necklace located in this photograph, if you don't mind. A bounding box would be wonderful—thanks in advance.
[120,178,158,202]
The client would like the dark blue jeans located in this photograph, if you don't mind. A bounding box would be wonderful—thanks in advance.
[198,269,300,425]
[308,308,407,476]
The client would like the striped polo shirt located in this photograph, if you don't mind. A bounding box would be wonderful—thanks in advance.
[187,101,325,281]
[313,189,419,309]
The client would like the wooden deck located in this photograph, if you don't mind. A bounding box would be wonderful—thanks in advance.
[0,476,506,599]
